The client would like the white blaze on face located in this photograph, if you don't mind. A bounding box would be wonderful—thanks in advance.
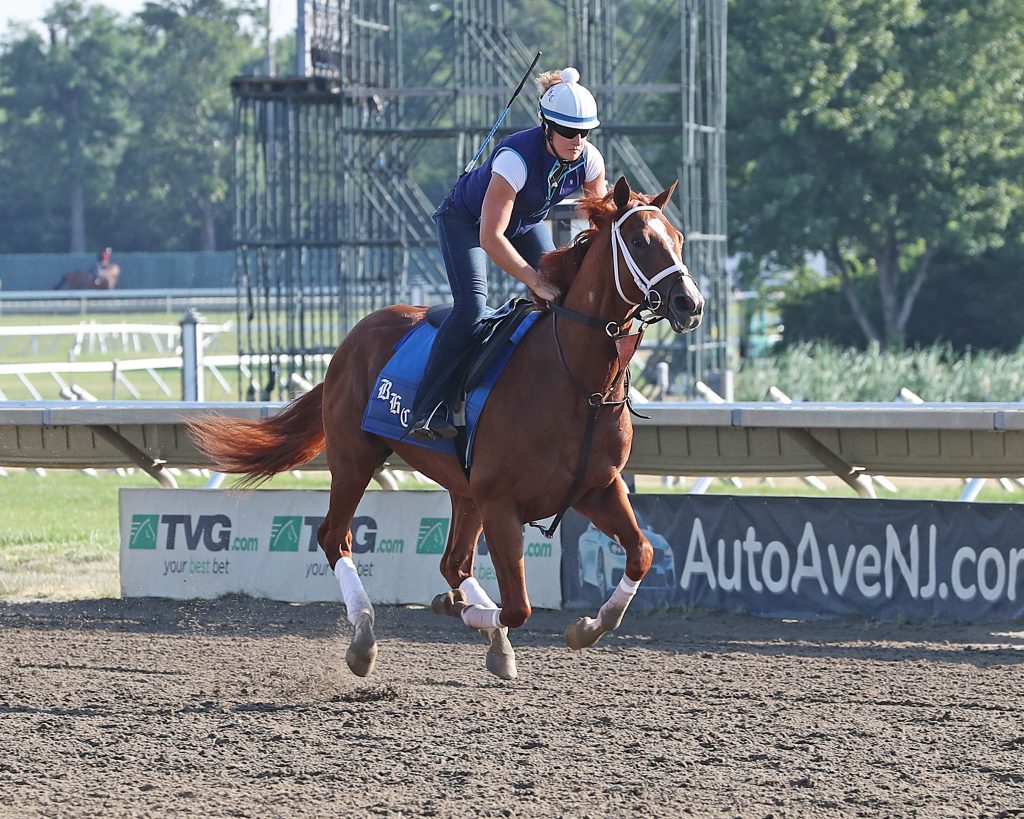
[648,217,685,271]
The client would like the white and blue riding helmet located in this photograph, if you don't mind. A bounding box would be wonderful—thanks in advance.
[539,67,600,130]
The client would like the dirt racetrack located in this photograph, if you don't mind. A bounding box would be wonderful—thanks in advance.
[1,597,1023,818]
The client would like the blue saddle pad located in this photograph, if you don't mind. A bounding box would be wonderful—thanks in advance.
[361,311,541,464]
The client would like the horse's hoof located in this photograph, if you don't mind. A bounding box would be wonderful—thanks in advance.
[485,628,517,680]
[345,642,377,677]
[345,615,378,677]
[430,588,467,617]
[598,606,627,633]
[565,616,605,650]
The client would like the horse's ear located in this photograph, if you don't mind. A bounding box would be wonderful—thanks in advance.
[613,176,632,210]
[651,179,679,211]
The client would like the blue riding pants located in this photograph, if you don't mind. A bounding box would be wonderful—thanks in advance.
[412,193,555,420]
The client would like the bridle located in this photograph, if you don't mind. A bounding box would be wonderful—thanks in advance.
[611,205,690,308]
[549,203,691,340]
[531,204,691,538]
[550,204,691,337]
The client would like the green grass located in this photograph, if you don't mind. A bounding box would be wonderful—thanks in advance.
[2,468,1023,602]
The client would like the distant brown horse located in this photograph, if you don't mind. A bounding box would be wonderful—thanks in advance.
[53,263,120,290]
[189,177,705,680]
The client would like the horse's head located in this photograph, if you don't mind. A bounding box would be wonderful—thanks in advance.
[605,176,704,332]
[542,177,704,333]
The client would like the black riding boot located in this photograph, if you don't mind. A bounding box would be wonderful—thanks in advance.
[409,402,457,440]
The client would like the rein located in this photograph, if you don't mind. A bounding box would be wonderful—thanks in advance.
[530,207,683,538]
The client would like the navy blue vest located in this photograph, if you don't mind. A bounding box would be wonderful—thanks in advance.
[452,126,588,237]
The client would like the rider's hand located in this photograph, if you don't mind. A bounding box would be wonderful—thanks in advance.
[530,275,560,307]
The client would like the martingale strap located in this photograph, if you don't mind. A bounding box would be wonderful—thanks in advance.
[614,331,643,371]
[528,314,643,538]
[529,206,688,537]
[531,401,600,539]
[548,302,609,332]
[549,299,651,339]
[530,363,650,538]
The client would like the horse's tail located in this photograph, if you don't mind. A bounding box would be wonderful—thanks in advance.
[187,383,326,487]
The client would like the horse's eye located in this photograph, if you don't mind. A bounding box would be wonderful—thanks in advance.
[630,235,646,250]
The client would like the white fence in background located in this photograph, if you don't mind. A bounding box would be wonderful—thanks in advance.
[0,320,233,401]
[0,321,195,358]
[0,319,338,403]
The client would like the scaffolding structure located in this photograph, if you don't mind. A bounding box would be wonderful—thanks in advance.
[232,0,728,401]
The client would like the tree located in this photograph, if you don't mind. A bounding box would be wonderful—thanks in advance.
[115,0,261,250]
[0,2,138,252]
[728,0,1024,348]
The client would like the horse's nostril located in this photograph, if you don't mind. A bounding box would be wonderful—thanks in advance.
[672,294,695,314]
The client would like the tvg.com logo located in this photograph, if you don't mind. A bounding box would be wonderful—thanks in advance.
[128,513,235,552]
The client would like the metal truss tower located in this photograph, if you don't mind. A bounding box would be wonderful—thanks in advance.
[232,0,727,401]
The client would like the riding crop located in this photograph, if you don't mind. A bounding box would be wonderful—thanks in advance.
[460,51,543,178]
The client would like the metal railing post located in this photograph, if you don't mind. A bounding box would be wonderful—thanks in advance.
[180,310,206,401]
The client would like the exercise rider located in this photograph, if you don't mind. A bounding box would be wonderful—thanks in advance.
[409,66,607,440]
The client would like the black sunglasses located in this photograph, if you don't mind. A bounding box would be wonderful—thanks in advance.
[548,121,592,140]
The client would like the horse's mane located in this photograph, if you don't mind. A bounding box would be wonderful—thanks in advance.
[538,188,655,295]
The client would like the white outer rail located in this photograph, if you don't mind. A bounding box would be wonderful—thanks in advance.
[3,401,1024,495]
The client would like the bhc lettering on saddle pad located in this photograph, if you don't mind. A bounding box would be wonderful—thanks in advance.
[361,307,541,464]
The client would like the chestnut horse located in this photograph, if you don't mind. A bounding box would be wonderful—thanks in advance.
[189,177,704,680]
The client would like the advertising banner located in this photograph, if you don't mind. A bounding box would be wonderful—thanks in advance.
[560,495,1024,622]
[119,489,562,608]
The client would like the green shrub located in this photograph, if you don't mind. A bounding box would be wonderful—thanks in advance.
[736,341,1024,402]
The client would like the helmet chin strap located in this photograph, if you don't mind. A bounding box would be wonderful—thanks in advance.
[542,118,574,162]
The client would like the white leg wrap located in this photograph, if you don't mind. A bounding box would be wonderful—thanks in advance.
[597,574,640,630]
[460,576,497,609]
[335,556,373,627]
[608,574,640,607]
[461,605,503,631]
[459,578,507,644]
